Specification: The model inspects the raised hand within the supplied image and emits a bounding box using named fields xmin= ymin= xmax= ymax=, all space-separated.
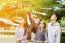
xmin=28 ymin=12 xmax=33 ymax=19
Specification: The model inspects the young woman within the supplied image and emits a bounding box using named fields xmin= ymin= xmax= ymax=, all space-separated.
xmin=27 ymin=12 xmax=40 ymax=41
xmin=47 ymin=13 xmax=61 ymax=43
xmin=16 ymin=15 xmax=28 ymax=43
xmin=28 ymin=12 xmax=47 ymax=43
xmin=34 ymin=21 xmax=47 ymax=43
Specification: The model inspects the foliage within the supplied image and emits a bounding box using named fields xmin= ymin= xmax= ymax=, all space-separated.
xmin=0 ymin=0 xmax=65 ymax=21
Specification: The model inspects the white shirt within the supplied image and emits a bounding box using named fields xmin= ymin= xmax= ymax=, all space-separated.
xmin=47 ymin=22 xmax=61 ymax=43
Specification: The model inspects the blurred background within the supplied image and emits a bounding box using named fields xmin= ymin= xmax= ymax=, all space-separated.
xmin=0 ymin=0 xmax=65 ymax=43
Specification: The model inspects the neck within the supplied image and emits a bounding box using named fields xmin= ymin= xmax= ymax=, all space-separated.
xmin=51 ymin=21 xmax=57 ymax=24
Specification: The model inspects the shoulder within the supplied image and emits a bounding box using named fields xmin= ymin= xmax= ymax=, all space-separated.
xmin=55 ymin=22 xmax=60 ymax=30
xmin=55 ymin=22 xmax=60 ymax=28
xmin=56 ymin=22 xmax=60 ymax=26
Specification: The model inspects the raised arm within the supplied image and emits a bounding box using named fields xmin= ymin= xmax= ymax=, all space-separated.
xmin=28 ymin=12 xmax=38 ymax=28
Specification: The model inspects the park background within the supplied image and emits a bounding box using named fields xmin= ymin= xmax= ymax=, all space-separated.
xmin=0 ymin=0 xmax=65 ymax=43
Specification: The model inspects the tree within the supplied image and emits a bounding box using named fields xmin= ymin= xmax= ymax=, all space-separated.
xmin=0 ymin=0 xmax=65 ymax=21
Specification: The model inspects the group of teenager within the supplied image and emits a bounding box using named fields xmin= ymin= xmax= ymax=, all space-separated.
xmin=16 ymin=12 xmax=61 ymax=43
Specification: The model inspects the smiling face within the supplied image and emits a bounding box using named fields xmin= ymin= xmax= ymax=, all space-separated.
xmin=39 ymin=21 xmax=46 ymax=30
